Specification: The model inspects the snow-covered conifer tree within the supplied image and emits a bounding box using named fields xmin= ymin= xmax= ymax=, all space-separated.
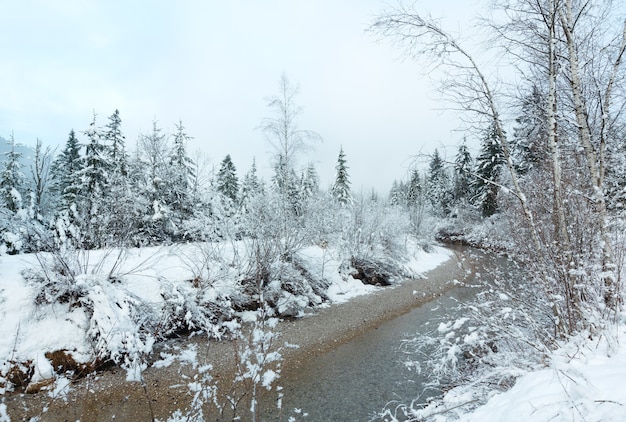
xmin=240 ymin=157 xmax=264 ymax=210
xmin=512 ymin=85 xmax=548 ymax=175
xmin=406 ymin=169 xmax=423 ymax=207
xmin=133 ymin=120 xmax=173 ymax=244
xmin=300 ymin=163 xmax=319 ymax=200
xmin=453 ymin=139 xmax=474 ymax=205
xmin=331 ymin=146 xmax=352 ymax=205
xmin=168 ymin=121 xmax=195 ymax=226
xmin=1 ymin=133 xmax=26 ymax=213
xmin=51 ymin=130 xmax=82 ymax=214
xmin=472 ymin=124 xmax=505 ymax=217
xmin=426 ymin=149 xmax=452 ymax=216
xmin=104 ymin=109 xmax=127 ymax=176
xmin=217 ymin=154 xmax=240 ymax=204
xmin=74 ymin=115 xmax=112 ymax=248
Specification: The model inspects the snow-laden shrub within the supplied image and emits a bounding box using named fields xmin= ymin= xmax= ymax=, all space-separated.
xmin=157 ymin=279 xmax=235 ymax=339
xmin=160 ymin=305 xmax=303 ymax=422
xmin=264 ymin=259 xmax=325 ymax=317
xmin=77 ymin=275 xmax=156 ymax=380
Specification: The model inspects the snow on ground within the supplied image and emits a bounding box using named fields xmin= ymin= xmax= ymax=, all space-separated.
xmin=460 ymin=322 xmax=626 ymax=422
xmin=2 ymin=242 xmax=626 ymax=421
xmin=0 ymin=240 xmax=453 ymax=392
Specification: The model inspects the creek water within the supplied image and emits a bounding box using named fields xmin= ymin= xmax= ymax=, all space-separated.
xmin=262 ymin=247 xmax=508 ymax=421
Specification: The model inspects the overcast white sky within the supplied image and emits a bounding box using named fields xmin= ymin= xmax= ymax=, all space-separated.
xmin=0 ymin=0 xmax=485 ymax=193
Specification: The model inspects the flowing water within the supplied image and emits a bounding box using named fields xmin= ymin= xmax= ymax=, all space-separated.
xmin=262 ymin=247 xmax=511 ymax=421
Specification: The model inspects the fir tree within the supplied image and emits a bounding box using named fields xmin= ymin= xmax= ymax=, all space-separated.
xmin=76 ymin=115 xmax=112 ymax=247
xmin=453 ymin=139 xmax=474 ymax=204
xmin=272 ymin=154 xmax=301 ymax=214
xmin=472 ymin=124 xmax=505 ymax=217
xmin=331 ymin=146 xmax=352 ymax=205
xmin=426 ymin=149 xmax=452 ymax=216
xmin=406 ymin=169 xmax=423 ymax=207
xmin=217 ymin=154 xmax=240 ymax=203
xmin=1 ymin=133 xmax=26 ymax=213
xmin=104 ymin=109 xmax=127 ymax=176
xmin=169 ymin=120 xmax=195 ymax=216
xmin=240 ymin=157 xmax=263 ymax=207
xmin=300 ymin=163 xmax=320 ymax=199
xmin=512 ymin=85 xmax=548 ymax=174
xmin=389 ymin=180 xmax=402 ymax=206
xmin=80 ymin=116 xmax=110 ymax=201
xmin=51 ymin=130 xmax=82 ymax=213
xmin=134 ymin=120 xmax=173 ymax=243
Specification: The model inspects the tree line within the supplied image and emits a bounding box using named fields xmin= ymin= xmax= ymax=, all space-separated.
xmin=0 ymin=75 xmax=356 ymax=255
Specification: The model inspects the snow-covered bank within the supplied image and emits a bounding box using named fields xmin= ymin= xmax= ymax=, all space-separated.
xmin=0 ymin=240 xmax=452 ymax=396
xmin=459 ymin=323 xmax=626 ymax=422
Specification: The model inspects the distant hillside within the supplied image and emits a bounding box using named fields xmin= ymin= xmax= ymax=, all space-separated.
xmin=0 ymin=135 xmax=36 ymax=172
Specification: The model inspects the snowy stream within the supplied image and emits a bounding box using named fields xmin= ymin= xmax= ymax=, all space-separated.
xmin=262 ymin=248 xmax=508 ymax=421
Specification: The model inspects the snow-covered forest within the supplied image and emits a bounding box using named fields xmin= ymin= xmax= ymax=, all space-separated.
xmin=2 ymin=0 xmax=626 ymax=420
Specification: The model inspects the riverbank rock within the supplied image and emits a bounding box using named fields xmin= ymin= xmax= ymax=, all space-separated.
xmin=349 ymin=258 xmax=397 ymax=286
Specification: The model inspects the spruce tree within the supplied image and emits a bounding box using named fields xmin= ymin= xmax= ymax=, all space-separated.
xmin=426 ymin=149 xmax=451 ymax=215
xmin=331 ymin=146 xmax=352 ymax=205
xmin=217 ymin=154 xmax=240 ymax=203
xmin=104 ymin=109 xmax=127 ymax=176
xmin=512 ymin=85 xmax=548 ymax=174
xmin=406 ymin=169 xmax=423 ymax=207
xmin=240 ymin=157 xmax=263 ymax=207
xmin=301 ymin=163 xmax=320 ymax=199
xmin=51 ymin=130 xmax=82 ymax=213
xmin=134 ymin=120 xmax=173 ymax=244
xmin=472 ymin=124 xmax=505 ymax=217
xmin=388 ymin=180 xmax=403 ymax=206
xmin=80 ymin=116 xmax=110 ymax=201
xmin=453 ymin=139 xmax=474 ymax=204
xmin=169 ymin=120 xmax=195 ymax=217
xmin=76 ymin=116 xmax=112 ymax=247
xmin=1 ymin=133 xmax=25 ymax=213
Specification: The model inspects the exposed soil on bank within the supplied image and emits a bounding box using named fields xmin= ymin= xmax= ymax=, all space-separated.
xmin=5 ymin=249 xmax=469 ymax=422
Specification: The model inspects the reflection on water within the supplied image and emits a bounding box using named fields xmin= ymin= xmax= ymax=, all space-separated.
xmin=262 ymin=247 xmax=510 ymax=421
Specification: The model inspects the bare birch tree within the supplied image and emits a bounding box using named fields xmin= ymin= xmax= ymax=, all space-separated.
xmin=258 ymin=73 xmax=321 ymax=256
xmin=371 ymin=0 xmax=626 ymax=336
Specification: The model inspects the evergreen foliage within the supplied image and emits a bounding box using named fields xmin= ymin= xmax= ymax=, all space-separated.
xmin=426 ymin=149 xmax=452 ymax=216
xmin=51 ymin=130 xmax=82 ymax=213
xmin=512 ymin=85 xmax=548 ymax=174
xmin=331 ymin=146 xmax=352 ymax=205
xmin=472 ymin=124 xmax=505 ymax=217
xmin=389 ymin=180 xmax=406 ymax=206
xmin=1 ymin=133 xmax=25 ymax=213
xmin=217 ymin=154 xmax=240 ymax=204
xmin=453 ymin=139 xmax=474 ymax=204
xmin=104 ymin=109 xmax=127 ymax=176
xmin=300 ymin=163 xmax=320 ymax=200
xmin=168 ymin=121 xmax=195 ymax=220
xmin=406 ymin=169 xmax=423 ymax=207
xmin=240 ymin=157 xmax=264 ymax=209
